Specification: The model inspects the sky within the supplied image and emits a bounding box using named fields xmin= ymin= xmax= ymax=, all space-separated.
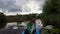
xmin=0 ymin=0 xmax=45 ymax=15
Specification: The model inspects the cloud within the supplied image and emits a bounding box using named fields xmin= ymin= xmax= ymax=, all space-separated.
xmin=0 ymin=0 xmax=45 ymax=15
xmin=0 ymin=0 xmax=22 ymax=12
xmin=8 ymin=6 xmax=22 ymax=12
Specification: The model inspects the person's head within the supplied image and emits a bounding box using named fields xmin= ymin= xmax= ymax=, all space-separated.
xmin=32 ymin=18 xmax=36 ymax=23
xmin=28 ymin=17 xmax=33 ymax=24
xmin=28 ymin=17 xmax=36 ymax=24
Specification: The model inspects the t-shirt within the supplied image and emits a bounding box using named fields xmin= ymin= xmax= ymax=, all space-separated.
xmin=26 ymin=23 xmax=34 ymax=34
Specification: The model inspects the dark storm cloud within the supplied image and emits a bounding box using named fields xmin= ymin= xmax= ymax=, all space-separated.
xmin=0 ymin=0 xmax=22 ymax=12
xmin=8 ymin=7 xmax=22 ymax=12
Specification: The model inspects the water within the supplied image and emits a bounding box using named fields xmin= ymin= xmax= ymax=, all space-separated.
xmin=0 ymin=20 xmax=43 ymax=34
xmin=1 ymin=22 xmax=25 ymax=34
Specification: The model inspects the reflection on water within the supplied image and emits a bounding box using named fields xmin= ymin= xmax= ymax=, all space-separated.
xmin=5 ymin=22 xmax=26 ymax=29
xmin=0 ymin=22 xmax=25 ymax=34
xmin=5 ymin=22 xmax=17 ymax=28
xmin=0 ymin=21 xmax=43 ymax=34
xmin=5 ymin=20 xmax=43 ymax=29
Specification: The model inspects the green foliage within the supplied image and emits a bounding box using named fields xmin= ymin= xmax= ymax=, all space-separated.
xmin=50 ymin=28 xmax=60 ymax=34
xmin=43 ymin=0 xmax=59 ymax=15
xmin=16 ymin=14 xmax=37 ymax=22
xmin=0 ymin=12 xmax=7 ymax=29
xmin=42 ymin=0 xmax=60 ymax=29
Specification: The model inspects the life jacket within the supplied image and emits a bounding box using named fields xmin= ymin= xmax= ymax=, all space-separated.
xmin=22 ymin=22 xmax=34 ymax=34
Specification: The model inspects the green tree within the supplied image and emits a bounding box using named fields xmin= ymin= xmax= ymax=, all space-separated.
xmin=0 ymin=12 xmax=7 ymax=29
xmin=16 ymin=14 xmax=22 ymax=24
xmin=42 ymin=0 xmax=60 ymax=29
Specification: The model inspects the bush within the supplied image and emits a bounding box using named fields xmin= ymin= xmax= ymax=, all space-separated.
xmin=0 ymin=12 xmax=7 ymax=29
xmin=42 ymin=0 xmax=60 ymax=29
